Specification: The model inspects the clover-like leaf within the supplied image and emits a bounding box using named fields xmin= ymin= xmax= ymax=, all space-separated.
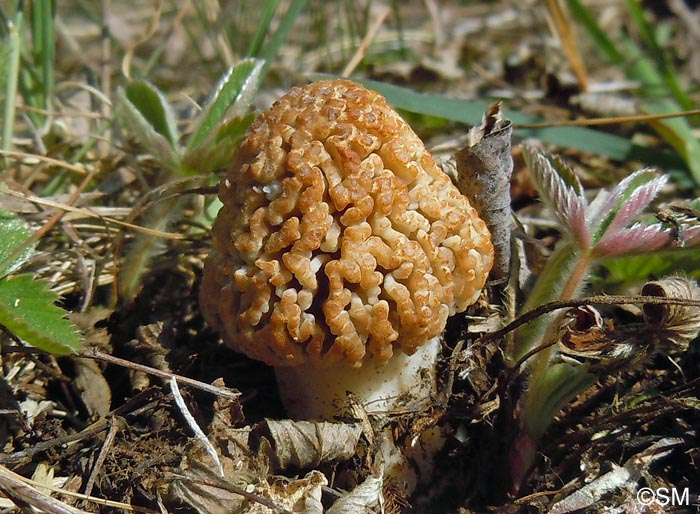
xmin=186 ymin=58 xmax=264 ymax=153
xmin=0 ymin=209 xmax=36 ymax=277
xmin=523 ymin=146 xmax=589 ymax=246
xmin=0 ymin=274 xmax=82 ymax=355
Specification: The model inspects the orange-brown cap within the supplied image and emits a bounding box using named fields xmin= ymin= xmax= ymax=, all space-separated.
xmin=200 ymin=79 xmax=493 ymax=368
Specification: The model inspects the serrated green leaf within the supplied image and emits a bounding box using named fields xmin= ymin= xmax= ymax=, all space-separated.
xmin=124 ymin=80 xmax=179 ymax=149
xmin=116 ymin=86 xmax=181 ymax=172
xmin=0 ymin=209 xmax=36 ymax=277
xmin=0 ymin=274 xmax=81 ymax=355
xmin=186 ymin=59 xmax=263 ymax=152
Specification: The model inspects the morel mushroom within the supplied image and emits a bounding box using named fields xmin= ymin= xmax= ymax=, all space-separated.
xmin=200 ymin=79 xmax=493 ymax=421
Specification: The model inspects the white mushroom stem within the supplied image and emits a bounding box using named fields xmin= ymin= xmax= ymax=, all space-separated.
xmin=274 ymin=336 xmax=444 ymax=493
xmin=274 ymin=336 xmax=442 ymax=420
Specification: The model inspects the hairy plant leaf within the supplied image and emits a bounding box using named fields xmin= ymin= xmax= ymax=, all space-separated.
xmin=514 ymin=242 xmax=582 ymax=361
xmin=599 ymin=174 xmax=667 ymax=240
xmin=124 ymin=80 xmax=179 ymax=149
xmin=588 ymin=169 xmax=662 ymax=244
xmin=116 ymin=86 xmax=181 ymax=172
xmin=523 ymin=147 xmax=589 ymax=246
xmin=0 ymin=210 xmax=36 ymax=277
xmin=182 ymin=114 xmax=255 ymax=174
xmin=186 ymin=58 xmax=263 ymax=152
xmin=523 ymin=362 xmax=594 ymax=441
xmin=0 ymin=274 xmax=81 ymax=355
xmin=593 ymin=222 xmax=672 ymax=257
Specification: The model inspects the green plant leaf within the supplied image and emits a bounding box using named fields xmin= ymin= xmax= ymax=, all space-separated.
xmin=0 ymin=209 xmax=36 ymax=277
xmin=182 ymin=114 xmax=255 ymax=175
xmin=0 ymin=274 xmax=81 ymax=355
xmin=186 ymin=58 xmax=263 ymax=153
xmin=116 ymin=85 xmax=181 ymax=172
xmin=1 ymin=9 xmax=22 ymax=153
xmin=523 ymin=362 xmax=595 ymax=441
xmin=566 ymin=0 xmax=624 ymax=64
xmin=124 ymin=80 xmax=179 ymax=148
xmin=597 ymin=250 xmax=700 ymax=287
xmin=513 ymin=242 xmax=583 ymax=361
xmin=642 ymin=99 xmax=700 ymax=185
xmin=589 ymin=169 xmax=661 ymax=244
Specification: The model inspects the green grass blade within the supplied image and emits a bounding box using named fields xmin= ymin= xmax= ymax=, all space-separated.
xmin=0 ymin=274 xmax=82 ymax=355
xmin=31 ymin=0 xmax=55 ymax=115
xmin=566 ymin=0 xmax=624 ymax=64
xmin=257 ymin=0 xmax=308 ymax=77
xmin=624 ymin=0 xmax=692 ymax=110
xmin=246 ymin=0 xmax=280 ymax=57
xmin=2 ymin=11 xmax=21 ymax=154
xmin=353 ymin=78 xmax=687 ymax=173
xmin=642 ymin=99 xmax=700 ymax=184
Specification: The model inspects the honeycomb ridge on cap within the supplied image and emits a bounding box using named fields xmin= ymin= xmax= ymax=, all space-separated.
xmin=200 ymin=79 xmax=494 ymax=368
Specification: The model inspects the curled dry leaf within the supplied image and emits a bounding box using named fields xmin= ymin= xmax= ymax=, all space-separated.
xmin=168 ymin=420 xmax=364 ymax=513
xmin=455 ymin=102 xmax=513 ymax=284
xmin=326 ymin=475 xmax=383 ymax=514
xmin=250 ymin=471 xmax=326 ymax=514
xmin=252 ymin=419 xmax=363 ymax=472
xmin=642 ymin=276 xmax=700 ymax=347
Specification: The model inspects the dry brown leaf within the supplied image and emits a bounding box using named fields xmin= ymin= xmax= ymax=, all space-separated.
xmin=249 ymin=471 xmax=326 ymax=514
xmin=73 ymin=358 xmax=112 ymax=419
xmin=252 ymin=419 xmax=363 ymax=472
xmin=326 ymin=475 xmax=383 ymax=514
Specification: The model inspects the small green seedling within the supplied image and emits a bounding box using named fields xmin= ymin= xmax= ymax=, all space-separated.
xmin=508 ymin=146 xmax=700 ymax=490
xmin=114 ymin=59 xmax=263 ymax=301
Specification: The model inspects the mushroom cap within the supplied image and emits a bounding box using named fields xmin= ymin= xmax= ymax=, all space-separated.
xmin=200 ymin=79 xmax=493 ymax=368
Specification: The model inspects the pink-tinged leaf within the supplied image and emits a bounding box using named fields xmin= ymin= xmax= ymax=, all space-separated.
xmin=593 ymin=222 xmax=674 ymax=256
xmin=588 ymin=169 xmax=661 ymax=242
xmin=523 ymin=146 xmax=589 ymax=246
xmin=683 ymin=224 xmax=700 ymax=247
xmin=603 ymin=174 xmax=667 ymax=236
